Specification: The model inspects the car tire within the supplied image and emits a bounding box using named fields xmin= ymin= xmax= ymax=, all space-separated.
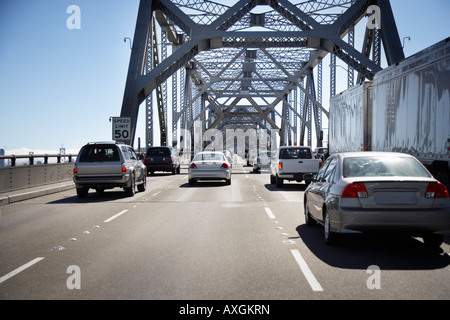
xmin=177 ymin=165 xmax=181 ymax=174
xmin=137 ymin=175 xmax=146 ymax=192
xmin=270 ymin=175 xmax=276 ymax=184
xmin=76 ymin=187 xmax=89 ymax=198
xmin=124 ymin=174 xmax=136 ymax=197
xmin=189 ymin=179 xmax=196 ymax=186
xmin=422 ymin=234 xmax=443 ymax=247
xmin=276 ymin=175 xmax=284 ymax=188
xmin=323 ymin=209 xmax=337 ymax=245
xmin=226 ymin=178 xmax=231 ymax=185
xmin=304 ymin=198 xmax=316 ymax=226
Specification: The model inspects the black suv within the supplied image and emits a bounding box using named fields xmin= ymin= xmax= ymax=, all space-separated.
xmin=144 ymin=146 xmax=181 ymax=175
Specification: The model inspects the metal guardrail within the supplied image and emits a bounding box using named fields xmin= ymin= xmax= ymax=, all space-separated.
xmin=0 ymin=154 xmax=78 ymax=193
xmin=0 ymin=153 xmax=77 ymax=167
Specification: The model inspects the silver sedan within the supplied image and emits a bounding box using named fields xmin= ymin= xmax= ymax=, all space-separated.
xmin=188 ymin=151 xmax=232 ymax=185
xmin=303 ymin=152 xmax=450 ymax=246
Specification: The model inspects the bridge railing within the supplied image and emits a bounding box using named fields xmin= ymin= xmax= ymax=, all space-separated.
xmin=0 ymin=154 xmax=77 ymax=193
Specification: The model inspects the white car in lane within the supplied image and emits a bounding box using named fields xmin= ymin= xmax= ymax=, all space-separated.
xmin=188 ymin=151 xmax=232 ymax=185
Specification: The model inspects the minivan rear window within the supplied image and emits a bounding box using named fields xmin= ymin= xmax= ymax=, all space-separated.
xmin=79 ymin=145 xmax=120 ymax=162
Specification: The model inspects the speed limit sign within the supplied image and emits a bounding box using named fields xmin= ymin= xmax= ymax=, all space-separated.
xmin=111 ymin=117 xmax=131 ymax=142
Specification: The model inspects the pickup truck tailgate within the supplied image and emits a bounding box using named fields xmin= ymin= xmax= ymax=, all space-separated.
xmin=279 ymin=159 xmax=320 ymax=173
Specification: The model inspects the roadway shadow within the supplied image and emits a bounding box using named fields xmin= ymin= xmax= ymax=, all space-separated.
xmin=48 ymin=189 xmax=134 ymax=204
xmin=296 ymin=224 xmax=450 ymax=270
xmin=179 ymin=181 xmax=229 ymax=188
xmin=264 ymin=183 xmax=308 ymax=192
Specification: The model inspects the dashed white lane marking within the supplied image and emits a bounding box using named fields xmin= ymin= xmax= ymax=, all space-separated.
xmin=104 ymin=209 xmax=128 ymax=223
xmin=0 ymin=257 xmax=44 ymax=284
xmin=264 ymin=207 xmax=276 ymax=219
xmin=290 ymin=249 xmax=323 ymax=292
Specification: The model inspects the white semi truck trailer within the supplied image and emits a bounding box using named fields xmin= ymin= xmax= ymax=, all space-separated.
xmin=329 ymin=38 xmax=450 ymax=189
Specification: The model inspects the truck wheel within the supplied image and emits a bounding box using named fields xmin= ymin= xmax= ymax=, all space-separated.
xmin=270 ymin=175 xmax=276 ymax=184
xmin=276 ymin=175 xmax=284 ymax=188
xmin=76 ymin=187 xmax=89 ymax=198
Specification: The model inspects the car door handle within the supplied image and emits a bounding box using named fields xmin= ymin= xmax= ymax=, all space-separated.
xmin=298 ymin=161 xmax=303 ymax=163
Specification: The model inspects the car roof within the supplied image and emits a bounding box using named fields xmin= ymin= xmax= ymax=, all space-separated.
xmin=197 ymin=151 xmax=224 ymax=154
xmin=334 ymin=151 xmax=415 ymax=159
xmin=279 ymin=146 xmax=311 ymax=149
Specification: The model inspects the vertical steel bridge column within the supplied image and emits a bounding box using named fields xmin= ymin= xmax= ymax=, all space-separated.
xmin=120 ymin=0 xmax=153 ymax=147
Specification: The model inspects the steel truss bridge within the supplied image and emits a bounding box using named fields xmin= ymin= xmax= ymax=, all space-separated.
xmin=120 ymin=0 xmax=404 ymax=150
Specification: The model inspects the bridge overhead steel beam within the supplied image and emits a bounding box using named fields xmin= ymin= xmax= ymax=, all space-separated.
xmin=121 ymin=0 xmax=404 ymax=147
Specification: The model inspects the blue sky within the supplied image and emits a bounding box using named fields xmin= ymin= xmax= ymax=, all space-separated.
xmin=0 ymin=0 xmax=449 ymax=154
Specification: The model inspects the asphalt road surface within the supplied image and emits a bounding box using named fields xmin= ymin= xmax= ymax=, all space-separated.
xmin=1 ymin=164 xmax=449 ymax=301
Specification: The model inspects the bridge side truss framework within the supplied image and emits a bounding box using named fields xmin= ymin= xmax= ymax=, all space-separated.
xmin=120 ymin=0 xmax=404 ymax=151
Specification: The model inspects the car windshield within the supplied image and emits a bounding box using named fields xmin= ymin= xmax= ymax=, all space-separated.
xmin=194 ymin=153 xmax=225 ymax=161
xmin=279 ymin=148 xmax=311 ymax=159
xmin=343 ymin=156 xmax=431 ymax=178
xmin=146 ymin=148 xmax=170 ymax=157
xmin=79 ymin=145 xmax=120 ymax=162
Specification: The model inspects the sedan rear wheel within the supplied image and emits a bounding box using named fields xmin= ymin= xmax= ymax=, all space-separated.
xmin=304 ymin=198 xmax=316 ymax=226
xmin=323 ymin=209 xmax=337 ymax=245
xmin=422 ymin=234 xmax=443 ymax=247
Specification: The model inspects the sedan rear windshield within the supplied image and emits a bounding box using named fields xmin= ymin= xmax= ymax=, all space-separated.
xmin=79 ymin=145 xmax=120 ymax=162
xmin=193 ymin=153 xmax=225 ymax=161
xmin=343 ymin=156 xmax=430 ymax=178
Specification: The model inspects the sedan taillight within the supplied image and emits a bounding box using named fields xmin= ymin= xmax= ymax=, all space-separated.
xmin=341 ymin=182 xmax=368 ymax=198
xmin=221 ymin=163 xmax=229 ymax=169
xmin=190 ymin=163 xmax=197 ymax=169
xmin=425 ymin=182 xmax=449 ymax=198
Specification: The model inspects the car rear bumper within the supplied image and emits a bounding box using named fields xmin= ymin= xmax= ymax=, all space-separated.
xmin=278 ymin=172 xmax=315 ymax=181
xmin=188 ymin=169 xmax=231 ymax=181
xmin=145 ymin=163 xmax=177 ymax=172
xmin=334 ymin=207 xmax=450 ymax=235
xmin=74 ymin=174 xmax=131 ymax=189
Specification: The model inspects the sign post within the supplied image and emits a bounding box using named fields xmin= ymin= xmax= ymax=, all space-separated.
xmin=111 ymin=117 xmax=131 ymax=143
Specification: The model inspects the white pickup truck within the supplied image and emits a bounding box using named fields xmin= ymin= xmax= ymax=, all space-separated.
xmin=270 ymin=146 xmax=322 ymax=187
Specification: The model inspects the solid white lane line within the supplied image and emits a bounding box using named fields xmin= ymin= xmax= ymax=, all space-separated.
xmin=290 ymin=249 xmax=323 ymax=292
xmin=0 ymin=257 xmax=44 ymax=284
xmin=104 ymin=209 xmax=128 ymax=223
xmin=264 ymin=207 xmax=276 ymax=219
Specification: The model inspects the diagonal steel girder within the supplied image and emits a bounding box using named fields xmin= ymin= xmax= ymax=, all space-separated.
xmin=121 ymin=0 xmax=404 ymax=146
